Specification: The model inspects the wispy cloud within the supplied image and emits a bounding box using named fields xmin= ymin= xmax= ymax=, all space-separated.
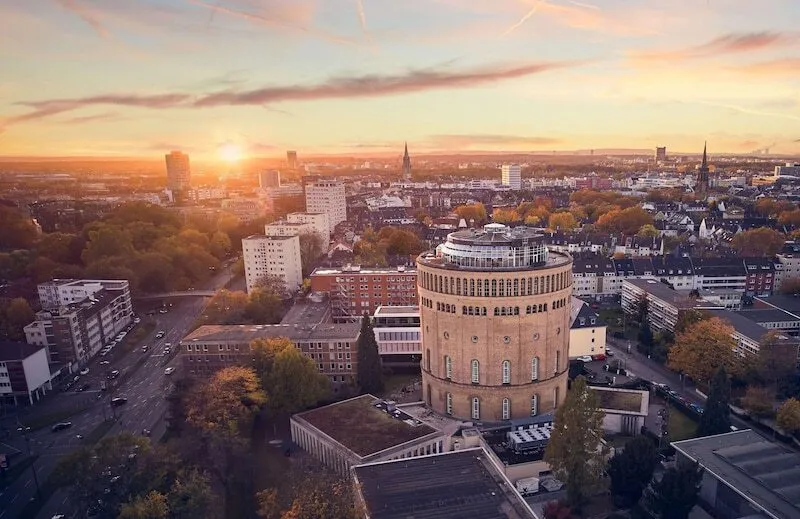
xmin=57 ymin=112 xmax=121 ymax=125
xmin=355 ymin=0 xmax=368 ymax=34
xmin=3 ymin=60 xmax=584 ymax=125
xmin=184 ymin=0 xmax=357 ymax=46
xmin=728 ymin=58 xmax=800 ymax=78
xmin=194 ymin=60 xmax=583 ymax=107
xmin=501 ymin=0 xmax=546 ymax=37
xmin=687 ymin=99 xmax=800 ymax=123
xmin=55 ymin=0 xmax=110 ymax=38
xmin=630 ymin=32 xmax=797 ymax=62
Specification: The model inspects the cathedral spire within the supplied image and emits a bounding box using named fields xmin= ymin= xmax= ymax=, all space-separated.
xmin=402 ymin=141 xmax=411 ymax=180
xmin=701 ymin=141 xmax=708 ymax=170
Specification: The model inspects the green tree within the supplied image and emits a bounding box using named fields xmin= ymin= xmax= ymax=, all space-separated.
xmin=696 ymin=366 xmax=731 ymax=437
xmin=36 ymin=232 xmax=80 ymax=263
xmin=298 ymin=231 xmax=325 ymax=277
xmin=356 ymin=316 xmax=384 ymax=394
xmin=637 ymin=224 xmax=660 ymax=238
xmin=81 ymin=224 xmax=135 ymax=263
xmin=777 ymin=398 xmax=800 ymax=434
xmin=0 ymin=205 xmax=38 ymax=250
xmin=263 ymin=342 xmax=330 ymax=420
xmin=642 ymin=462 xmax=703 ymax=519
xmin=166 ymin=469 xmax=218 ymax=519
xmin=197 ymin=290 xmax=249 ymax=325
xmin=544 ymin=377 xmax=608 ymax=508
xmin=607 ymin=436 xmax=658 ymax=508
xmin=118 ymin=491 xmax=169 ymax=519
xmin=675 ymin=309 xmax=705 ymax=334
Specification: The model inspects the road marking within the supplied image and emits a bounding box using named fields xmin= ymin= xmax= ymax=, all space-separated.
xmin=10 ymin=493 xmax=17 ymax=503
xmin=24 ymin=479 xmax=31 ymax=488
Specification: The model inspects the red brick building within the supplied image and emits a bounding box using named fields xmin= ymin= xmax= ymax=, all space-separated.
xmin=310 ymin=266 xmax=418 ymax=321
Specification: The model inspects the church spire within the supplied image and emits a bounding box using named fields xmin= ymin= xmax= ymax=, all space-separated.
xmin=701 ymin=141 xmax=708 ymax=170
xmin=402 ymin=141 xmax=411 ymax=180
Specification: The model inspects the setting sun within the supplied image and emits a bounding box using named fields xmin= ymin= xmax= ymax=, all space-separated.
xmin=218 ymin=142 xmax=244 ymax=163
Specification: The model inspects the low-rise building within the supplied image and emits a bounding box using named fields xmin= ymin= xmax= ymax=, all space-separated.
xmin=621 ymin=278 xmax=722 ymax=333
xmin=263 ymin=212 xmax=330 ymax=248
xmin=569 ymin=297 xmax=606 ymax=359
xmin=372 ymin=305 xmax=421 ymax=368
xmin=672 ymin=430 xmax=800 ymax=519
xmin=242 ymin=234 xmax=303 ymax=294
xmin=775 ymin=242 xmax=800 ymax=292
xmin=180 ymin=321 xmax=360 ymax=389
xmin=706 ymin=309 xmax=799 ymax=362
xmin=0 ymin=343 xmax=52 ymax=406
xmin=592 ymin=386 xmax=648 ymax=436
xmin=290 ymin=394 xmax=451 ymax=477
xmin=352 ymin=447 xmax=537 ymax=519
xmin=24 ymin=288 xmax=133 ymax=368
xmin=310 ymin=265 xmax=418 ymax=321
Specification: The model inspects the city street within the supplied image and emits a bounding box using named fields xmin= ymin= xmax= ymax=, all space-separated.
xmin=0 ymin=263 xmax=239 ymax=519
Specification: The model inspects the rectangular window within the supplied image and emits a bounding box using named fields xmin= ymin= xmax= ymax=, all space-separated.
xmin=472 ymin=398 xmax=480 ymax=420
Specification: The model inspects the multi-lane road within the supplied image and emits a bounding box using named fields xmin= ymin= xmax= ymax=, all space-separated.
xmin=0 ymin=264 xmax=240 ymax=519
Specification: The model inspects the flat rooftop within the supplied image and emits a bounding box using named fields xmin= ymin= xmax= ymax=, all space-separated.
xmin=707 ymin=309 xmax=796 ymax=343
xmin=296 ymin=394 xmax=437 ymax=458
xmin=592 ymin=387 xmax=647 ymax=414
xmin=374 ymin=305 xmax=419 ymax=317
xmin=181 ymin=322 xmax=360 ymax=344
xmin=0 ymin=342 xmax=46 ymax=361
xmin=280 ymin=298 xmax=331 ymax=326
xmin=625 ymin=278 xmax=722 ymax=310
xmin=353 ymin=448 xmax=536 ymax=519
xmin=311 ymin=266 xmax=416 ymax=276
xmin=673 ymin=430 xmax=800 ymax=519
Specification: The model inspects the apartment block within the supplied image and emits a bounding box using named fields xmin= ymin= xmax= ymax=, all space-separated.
xmin=310 ymin=265 xmax=418 ymax=321
xmin=621 ymin=278 xmax=722 ymax=333
xmin=242 ymin=234 xmax=303 ymax=294
xmin=263 ymin=212 xmax=330 ymax=247
xmin=304 ymin=181 xmax=346 ymax=233
xmin=372 ymin=305 xmax=421 ymax=368
xmin=38 ymin=279 xmax=132 ymax=311
xmin=0 ymin=343 xmax=51 ymax=406
xmin=25 ymin=288 xmax=133 ymax=367
xmin=180 ymin=322 xmax=360 ymax=389
xmin=775 ymin=242 xmax=800 ymax=292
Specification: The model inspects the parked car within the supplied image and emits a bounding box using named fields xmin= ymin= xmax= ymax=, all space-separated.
xmin=142 ymin=345 xmax=149 ymax=352
xmin=52 ymin=422 xmax=72 ymax=432
xmin=78 ymin=383 xmax=91 ymax=392
xmin=108 ymin=370 xmax=120 ymax=380
xmin=577 ymin=356 xmax=593 ymax=363
xmin=155 ymin=331 xmax=166 ymax=339
xmin=80 ymin=368 xmax=90 ymax=376
xmin=99 ymin=360 xmax=110 ymax=365
xmin=164 ymin=367 xmax=176 ymax=375
xmin=606 ymin=349 xmax=615 ymax=357
xmin=111 ymin=397 xmax=128 ymax=407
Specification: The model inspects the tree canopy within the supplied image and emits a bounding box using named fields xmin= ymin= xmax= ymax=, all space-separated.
xmin=186 ymin=366 xmax=267 ymax=437
xmin=668 ymin=317 xmax=737 ymax=385
xmin=607 ymin=436 xmax=658 ymax=508
xmin=642 ymin=462 xmax=703 ymax=519
xmin=453 ymin=203 xmax=488 ymax=224
xmin=730 ymin=228 xmax=786 ymax=257
xmin=777 ymin=398 xmax=800 ymax=434
xmin=258 ymin=338 xmax=330 ymax=419
xmin=356 ymin=316 xmax=384 ymax=395
xmin=596 ymin=206 xmax=654 ymax=235
xmin=544 ymin=377 xmax=608 ymax=507
xmin=696 ymin=366 xmax=731 ymax=437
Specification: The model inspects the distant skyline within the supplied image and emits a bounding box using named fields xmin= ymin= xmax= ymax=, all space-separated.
xmin=2 ymin=0 xmax=800 ymax=159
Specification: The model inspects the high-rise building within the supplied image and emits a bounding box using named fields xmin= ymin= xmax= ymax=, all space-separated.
xmin=259 ymin=170 xmax=281 ymax=189
xmin=305 ymin=181 xmax=346 ymax=233
xmin=165 ymin=151 xmax=191 ymax=193
xmin=264 ymin=212 xmax=331 ymax=250
xmin=655 ymin=147 xmax=667 ymax=162
xmin=500 ymin=164 xmax=522 ymax=190
xmin=242 ymin=234 xmax=303 ymax=293
xmin=417 ymin=224 xmax=572 ymax=421
xmin=696 ymin=142 xmax=710 ymax=197
xmin=402 ymin=142 xmax=412 ymax=181
xmin=287 ymin=150 xmax=298 ymax=170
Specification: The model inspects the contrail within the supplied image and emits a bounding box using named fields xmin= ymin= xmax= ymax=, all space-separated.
xmin=567 ymin=0 xmax=599 ymax=9
xmin=502 ymin=0 xmax=546 ymax=37
xmin=355 ymin=0 xmax=368 ymax=34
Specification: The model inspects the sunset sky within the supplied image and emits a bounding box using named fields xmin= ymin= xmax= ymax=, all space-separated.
xmin=2 ymin=0 xmax=800 ymax=158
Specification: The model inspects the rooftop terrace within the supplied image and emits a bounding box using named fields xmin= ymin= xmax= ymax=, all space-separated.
xmin=592 ymin=387 xmax=647 ymax=414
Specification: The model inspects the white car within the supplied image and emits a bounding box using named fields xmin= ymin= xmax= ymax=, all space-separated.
xmin=79 ymin=368 xmax=89 ymax=375
xmin=577 ymin=356 xmax=594 ymax=363
xmin=164 ymin=367 xmax=176 ymax=375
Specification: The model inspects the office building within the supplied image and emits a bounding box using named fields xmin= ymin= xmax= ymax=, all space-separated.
xmin=417 ymin=223 xmax=573 ymax=421
xmin=305 ymin=181 xmax=346 ymax=233
xmin=287 ymin=150 xmax=298 ymax=170
xmin=242 ymin=234 xmax=302 ymax=294
xmin=672 ymin=430 xmax=800 ymax=519
xmin=500 ymin=164 xmax=522 ymax=190
xmin=180 ymin=321 xmax=360 ymax=388
xmin=654 ymin=146 xmax=667 ymax=161
xmin=775 ymin=163 xmax=800 ymax=177
xmin=290 ymin=394 xmax=450 ymax=477
xmin=165 ymin=151 xmax=191 ymax=193
xmin=0 ymin=343 xmax=52 ymax=406
xmin=372 ymin=305 xmax=421 ymax=368
xmin=310 ymin=265 xmax=418 ymax=321
xmin=25 ymin=288 xmax=133 ymax=367
xmin=258 ymin=170 xmax=281 ymax=189
xmin=37 ymin=279 xmax=132 ymax=311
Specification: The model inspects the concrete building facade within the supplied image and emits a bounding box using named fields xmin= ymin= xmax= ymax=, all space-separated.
xmin=417 ymin=224 xmax=572 ymax=422
xmin=37 ymin=279 xmax=132 ymax=311
xmin=242 ymin=234 xmax=303 ymax=294
xmin=0 ymin=343 xmax=51 ymax=406
xmin=305 ymin=181 xmax=346 ymax=233
xmin=165 ymin=151 xmax=191 ymax=193
xmin=500 ymin=164 xmax=522 ymax=190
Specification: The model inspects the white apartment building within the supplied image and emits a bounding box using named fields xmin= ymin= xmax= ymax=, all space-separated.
xmin=305 ymin=181 xmax=346 ymax=233
xmin=500 ymin=164 xmax=522 ymax=190
xmin=165 ymin=150 xmax=191 ymax=192
xmin=775 ymin=242 xmax=800 ymax=292
xmin=288 ymin=212 xmax=330 ymax=246
xmin=242 ymin=235 xmax=303 ymax=294
xmin=38 ymin=279 xmax=132 ymax=310
xmin=372 ymin=306 xmax=421 ymax=367
xmin=0 ymin=344 xmax=51 ymax=406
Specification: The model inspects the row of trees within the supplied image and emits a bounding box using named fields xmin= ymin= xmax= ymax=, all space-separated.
xmin=544 ymin=377 xmax=703 ymax=518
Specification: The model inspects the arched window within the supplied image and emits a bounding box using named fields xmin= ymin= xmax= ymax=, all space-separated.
xmin=445 ymin=355 xmax=452 ymax=379
xmin=502 ymin=360 xmax=511 ymax=384
xmin=531 ymin=357 xmax=539 ymax=381
xmin=502 ymin=398 xmax=510 ymax=420
xmin=471 ymin=397 xmax=480 ymax=420
xmin=446 ymin=392 xmax=453 ymax=415
xmin=471 ymin=360 xmax=480 ymax=384
xmin=531 ymin=394 xmax=539 ymax=416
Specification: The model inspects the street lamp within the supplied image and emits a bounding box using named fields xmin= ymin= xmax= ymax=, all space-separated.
xmin=16 ymin=426 xmax=42 ymax=502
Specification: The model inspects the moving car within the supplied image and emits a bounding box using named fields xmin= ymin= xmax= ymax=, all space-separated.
xmin=142 ymin=345 xmax=149 ymax=352
xmin=577 ymin=355 xmax=593 ymax=363
xmin=111 ymin=397 xmax=128 ymax=407
xmin=155 ymin=331 xmax=166 ymax=339
xmin=164 ymin=367 xmax=175 ymax=375
xmin=80 ymin=368 xmax=90 ymax=375
xmin=107 ymin=370 xmax=120 ymax=380
xmin=99 ymin=360 xmax=110 ymax=365
xmin=51 ymin=422 xmax=72 ymax=432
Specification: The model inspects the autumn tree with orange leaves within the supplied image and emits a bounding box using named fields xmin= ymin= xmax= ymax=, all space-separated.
xmin=668 ymin=317 xmax=737 ymax=386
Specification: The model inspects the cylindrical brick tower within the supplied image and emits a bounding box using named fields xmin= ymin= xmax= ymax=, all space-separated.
xmin=417 ymin=223 xmax=572 ymax=422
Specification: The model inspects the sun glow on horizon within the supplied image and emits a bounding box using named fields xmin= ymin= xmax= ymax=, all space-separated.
xmin=218 ymin=142 xmax=244 ymax=163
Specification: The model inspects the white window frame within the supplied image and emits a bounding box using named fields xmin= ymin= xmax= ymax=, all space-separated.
xmin=531 ymin=357 xmax=539 ymax=381
xmin=502 ymin=398 xmax=510 ymax=420
xmin=446 ymin=392 xmax=453 ymax=415
xmin=502 ymin=360 xmax=511 ymax=384
xmin=471 ymin=360 xmax=480 ymax=384
xmin=531 ymin=394 xmax=538 ymax=416
xmin=471 ymin=397 xmax=480 ymax=420
xmin=445 ymin=356 xmax=452 ymax=379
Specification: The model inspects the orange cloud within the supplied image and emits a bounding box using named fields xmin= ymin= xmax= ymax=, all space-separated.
xmin=728 ymin=58 xmax=800 ymax=77
xmin=630 ymin=32 xmax=797 ymax=62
